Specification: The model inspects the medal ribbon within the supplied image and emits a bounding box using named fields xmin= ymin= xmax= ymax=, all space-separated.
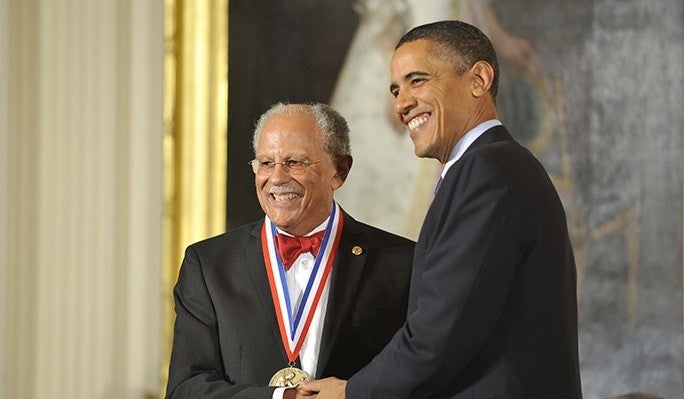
xmin=262 ymin=202 xmax=344 ymax=363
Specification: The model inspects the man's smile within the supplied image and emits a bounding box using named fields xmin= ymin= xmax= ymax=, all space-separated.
xmin=407 ymin=113 xmax=430 ymax=131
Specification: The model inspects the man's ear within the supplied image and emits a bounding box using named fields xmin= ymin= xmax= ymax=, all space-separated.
xmin=332 ymin=155 xmax=353 ymax=189
xmin=471 ymin=60 xmax=495 ymax=98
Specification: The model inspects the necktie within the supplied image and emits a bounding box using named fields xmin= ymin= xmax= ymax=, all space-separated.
xmin=275 ymin=231 xmax=326 ymax=270
xmin=434 ymin=177 xmax=443 ymax=194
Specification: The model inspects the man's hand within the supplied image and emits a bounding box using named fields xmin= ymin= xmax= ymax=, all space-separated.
xmin=298 ymin=377 xmax=347 ymax=399
xmin=283 ymin=387 xmax=316 ymax=399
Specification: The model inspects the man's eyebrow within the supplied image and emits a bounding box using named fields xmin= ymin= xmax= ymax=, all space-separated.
xmin=405 ymin=71 xmax=430 ymax=80
xmin=389 ymin=71 xmax=431 ymax=92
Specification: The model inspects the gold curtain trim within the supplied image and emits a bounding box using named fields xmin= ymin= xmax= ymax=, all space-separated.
xmin=161 ymin=0 xmax=227 ymax=395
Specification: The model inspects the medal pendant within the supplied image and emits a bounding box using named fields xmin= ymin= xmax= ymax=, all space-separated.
xmin=268 ymin=366 xmax=311 ymax=387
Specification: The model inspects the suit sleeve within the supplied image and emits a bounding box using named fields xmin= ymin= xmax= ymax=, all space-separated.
xmin=347 ymin=153 xmax=521 ymax=398
xmin=165 ymin=246 xmax=275 ymax=399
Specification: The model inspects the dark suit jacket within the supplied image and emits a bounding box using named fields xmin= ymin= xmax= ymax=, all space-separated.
xmin=165 ymin=211 xmax=414 ymax=398
xmin=347 ymin=126 xmax=582 ymax=398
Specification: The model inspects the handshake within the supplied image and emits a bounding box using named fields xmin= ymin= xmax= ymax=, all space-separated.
xmin=284 ymin=378 xmax=346 ymax=399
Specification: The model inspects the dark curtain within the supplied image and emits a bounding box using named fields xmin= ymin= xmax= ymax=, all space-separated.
xmin=227 ymin=0 xmax=358 ymax=229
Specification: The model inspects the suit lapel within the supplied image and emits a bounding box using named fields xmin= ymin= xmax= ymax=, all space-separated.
xmin=316 ymin=213 xmax=368 ymax=377
xmin=246 ymin=222 xmax=292 ymax=366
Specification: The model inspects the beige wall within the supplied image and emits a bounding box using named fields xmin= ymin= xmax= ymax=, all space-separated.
xmin=0 ymin=0 xmax=7 ymax=395
xmin=1 ymin=1 xmax=164 ymax=398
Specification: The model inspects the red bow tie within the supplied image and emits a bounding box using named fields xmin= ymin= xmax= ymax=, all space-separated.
xmin=275 ymin=231 xmax=326 ymax=270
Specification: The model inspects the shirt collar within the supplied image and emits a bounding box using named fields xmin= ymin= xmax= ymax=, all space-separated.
xmin=441 ymin=119 xmax=502 ymax=179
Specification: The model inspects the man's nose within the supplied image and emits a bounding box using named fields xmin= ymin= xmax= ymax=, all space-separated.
xmin=268 ymin=162 xmax=291 ymax=183
xmin=394 ymin=90 xmax=416 ymax=117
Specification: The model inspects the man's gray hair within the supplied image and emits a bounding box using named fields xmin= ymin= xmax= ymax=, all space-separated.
xmin=252 ymin=103 xmax=351 ymax=159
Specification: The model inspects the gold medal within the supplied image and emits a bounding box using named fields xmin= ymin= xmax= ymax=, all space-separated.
xmin=268 ymin=366 xmax=311 ymax=387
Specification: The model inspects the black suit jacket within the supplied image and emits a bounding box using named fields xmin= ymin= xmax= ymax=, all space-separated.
xmin=165 ymin=211 xmax=414 ymax=398
xmin=347 ymin=126 xmax=582 ymax=398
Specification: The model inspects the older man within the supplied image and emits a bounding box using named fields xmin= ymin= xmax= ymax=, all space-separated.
xmin=165 ymin=103 xmax=414 ymax=399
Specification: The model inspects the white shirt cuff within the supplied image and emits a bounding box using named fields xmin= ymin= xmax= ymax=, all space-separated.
xmin=272 ymin=387 xmax=287 ymax=399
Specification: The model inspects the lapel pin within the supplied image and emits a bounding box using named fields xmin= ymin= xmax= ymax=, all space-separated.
xmin=351 ymin=246 xmax=363 ymax=256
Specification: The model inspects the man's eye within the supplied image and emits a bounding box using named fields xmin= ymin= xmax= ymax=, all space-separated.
xmin=260 ymin=160 xmax=275 ymax=167
xmin=286 ymin=160 xmax=303 ymax=167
